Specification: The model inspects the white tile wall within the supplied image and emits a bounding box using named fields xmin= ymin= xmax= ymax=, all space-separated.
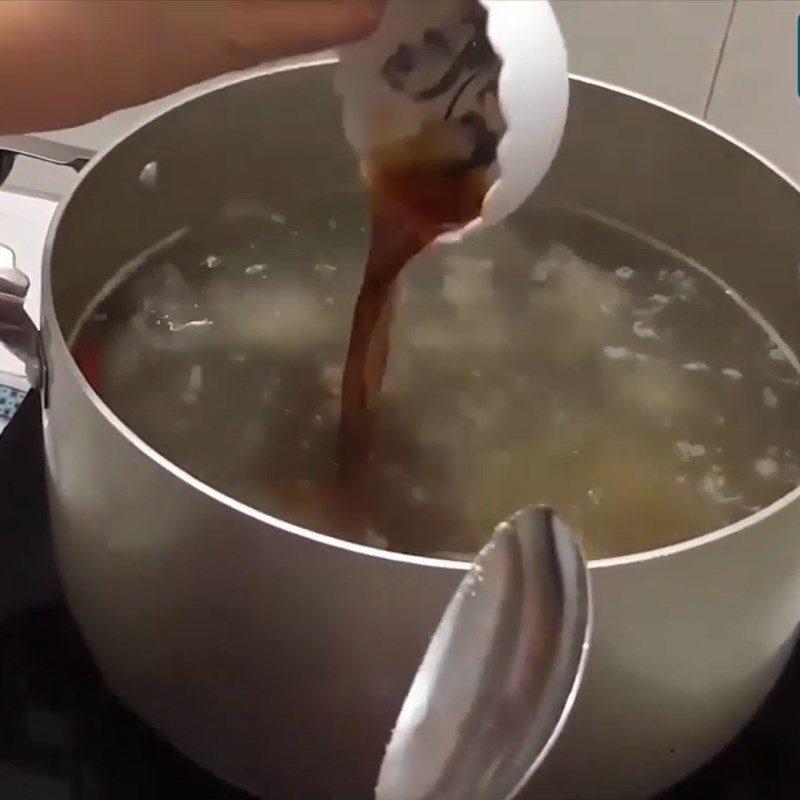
xmin=553 ymin=0 xmax=734 ymax=115
xmin=707 ymin=0 xmax=800 ymax=181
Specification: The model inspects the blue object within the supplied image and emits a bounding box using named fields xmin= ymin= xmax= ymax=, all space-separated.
xmin=0 ymin=383 xmax=27 ymax=428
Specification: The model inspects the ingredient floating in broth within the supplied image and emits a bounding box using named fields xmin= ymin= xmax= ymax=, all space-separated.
xmin=70 ymin=205 xmax=800 ymax=560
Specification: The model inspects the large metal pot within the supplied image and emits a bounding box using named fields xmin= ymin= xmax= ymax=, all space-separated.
xmin=2 ymin=59 xmax=800 ymax=799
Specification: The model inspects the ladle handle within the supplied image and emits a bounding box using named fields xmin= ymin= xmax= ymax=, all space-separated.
xmin=0 ymin=135 xmax=94 ymax=189
xmin=0 ymin=246 xmax=43 ymax=391
xmin=0 ymin=136 xmax=95 ymax=397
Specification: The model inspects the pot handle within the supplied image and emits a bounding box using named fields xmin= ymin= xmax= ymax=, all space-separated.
xmin=0 ymin=135 xmax=94 ymax=188
xmin=0 ymin=246 xmax=43 ymax=389
xmin=0 ymin=136 xmax=96 ymax=394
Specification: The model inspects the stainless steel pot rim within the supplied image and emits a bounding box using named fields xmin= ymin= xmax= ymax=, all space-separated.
xmin=42 ymin=60 xmax=800 ymax=572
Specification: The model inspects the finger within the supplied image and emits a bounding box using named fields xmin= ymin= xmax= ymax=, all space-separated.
xmin=224 ymin=0 xmax=386 ymax=65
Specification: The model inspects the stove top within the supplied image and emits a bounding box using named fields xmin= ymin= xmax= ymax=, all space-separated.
xmin=0 ymin=396 xmax=799 ymax=799
xmin=0 ymin=394 xmax=250 ymax=799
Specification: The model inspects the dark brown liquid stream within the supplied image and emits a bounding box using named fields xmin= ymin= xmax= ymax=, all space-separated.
xmin=337 ymin=129 xmax=490 ymax=486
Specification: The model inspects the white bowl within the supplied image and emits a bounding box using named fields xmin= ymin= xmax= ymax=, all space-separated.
xmin=335 ymin=0 xmax=569 ymax=242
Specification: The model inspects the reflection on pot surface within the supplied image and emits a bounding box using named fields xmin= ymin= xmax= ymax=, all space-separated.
xmin=71 ymin=201 xmax=800 ymax=560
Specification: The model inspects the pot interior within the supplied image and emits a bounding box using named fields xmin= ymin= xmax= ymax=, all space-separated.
xmin=49 ymin=64 xmax=800 ymax=561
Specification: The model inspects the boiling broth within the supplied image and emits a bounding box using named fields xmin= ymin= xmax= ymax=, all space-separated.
xmin=72 ymin=203 xmax=800 ymax=559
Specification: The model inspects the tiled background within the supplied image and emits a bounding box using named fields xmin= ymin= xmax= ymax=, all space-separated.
xmin=0 ymin=374 xmax=30 ymax=434
xmin=6 ymin=0 xmax=799 ymax=196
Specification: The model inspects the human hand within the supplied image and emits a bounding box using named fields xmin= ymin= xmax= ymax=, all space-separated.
xmin=0 ymin=0 xmax=386 ymax=133
xmin=218 ymin=0 xmax=386 ymax=65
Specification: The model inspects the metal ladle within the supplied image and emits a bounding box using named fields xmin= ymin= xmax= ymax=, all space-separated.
xmin=376 ymin=506 xmax=591 ymax=800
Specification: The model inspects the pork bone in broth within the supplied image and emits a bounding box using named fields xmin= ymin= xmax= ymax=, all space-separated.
xmin=72 ymin=204 xmax=800 ymax=559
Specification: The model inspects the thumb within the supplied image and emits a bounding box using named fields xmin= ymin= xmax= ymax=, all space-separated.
xmin=225 ymin=0 xmax=386 ymax=64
